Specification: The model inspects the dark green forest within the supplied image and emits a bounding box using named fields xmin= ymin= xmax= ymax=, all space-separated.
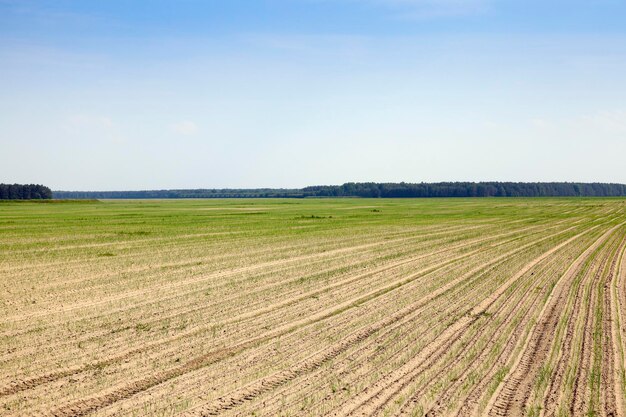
xmin=53 ymin=182 xmax=626 ymax=199
xmin=0 ymin=184 xmax=52 ymax=200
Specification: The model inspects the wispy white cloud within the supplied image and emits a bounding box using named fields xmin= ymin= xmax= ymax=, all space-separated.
xmin=386 ymin=0 xmax=488 ymax=14
xmin=0 ymin=0 xmax=106 ymax=25
xmin=581 ymin=110 xmax=626 ymax=133
xmin=63 ymin=114 xmax=113 ymax=132
xmin=530 ymin=118 xmax=552 ymax=129
xmin=60 ymin=114 xmax=125 ymax=144
xmin=525 ymin=110 xmax=626 ymax=138
xmin=171 ymin=120 xmax=198 ymax=136
xmin=482 ymin=120 xmax=502 ymax=129
xmin=330 ymin=0 xmax=491 ymax=18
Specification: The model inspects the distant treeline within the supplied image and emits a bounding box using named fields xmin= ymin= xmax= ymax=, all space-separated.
xmin=0 ymin=184 xmax=53 ymax=200
xmin=54 ymin=188 xmax=306 ymax=199
xmin=303 ymin=182 xmax=626 ymax=198
xmin=53 ymin=182 xmax=626 ymax=199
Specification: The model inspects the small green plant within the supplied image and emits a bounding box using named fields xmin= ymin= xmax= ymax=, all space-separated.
xmin=135 ymin=323 xmax=151 ymax=332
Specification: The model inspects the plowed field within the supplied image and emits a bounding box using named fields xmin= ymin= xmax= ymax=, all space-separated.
xmin=1 ymin=198 xmax=625 ymax=416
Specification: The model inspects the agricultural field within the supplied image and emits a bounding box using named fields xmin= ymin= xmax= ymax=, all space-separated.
xmin=1 ymin=198 xmax=626 ymax=417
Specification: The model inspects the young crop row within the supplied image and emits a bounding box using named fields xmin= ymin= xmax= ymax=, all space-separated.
xmin=0 ymin=198 xmax=624 ymax=416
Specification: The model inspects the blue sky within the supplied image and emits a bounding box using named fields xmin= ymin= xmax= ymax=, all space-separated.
xmin=1 ymin=0 xmax=626 ymax=190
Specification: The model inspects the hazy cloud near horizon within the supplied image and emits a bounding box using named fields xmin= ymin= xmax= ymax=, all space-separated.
xmin=1 ymin=1 xmax=625 ymax=190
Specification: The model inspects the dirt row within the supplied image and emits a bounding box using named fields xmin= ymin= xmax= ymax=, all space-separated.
xmin=105 ymin=223 xmax=612 ymax=415
xmin=1 ymin=201 xmax=624 ymax=417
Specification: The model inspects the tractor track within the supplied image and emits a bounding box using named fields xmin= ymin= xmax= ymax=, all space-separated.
xmin=486 ymin=222 xmax=625 ymax=416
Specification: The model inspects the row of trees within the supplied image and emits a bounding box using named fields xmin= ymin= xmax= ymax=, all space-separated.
xmin=53 ymin=188 xmax=306 ymax=199
xmin=0 ymin=184 xmax=53 ymax=200
xmin=54 ymin=182 xmax=626 ymax=199
xmin=302 ymin=182 xmax=626 ymax=198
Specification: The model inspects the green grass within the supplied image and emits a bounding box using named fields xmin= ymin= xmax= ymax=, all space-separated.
xmin=0 ymin=198 xmax=620 ymax=271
